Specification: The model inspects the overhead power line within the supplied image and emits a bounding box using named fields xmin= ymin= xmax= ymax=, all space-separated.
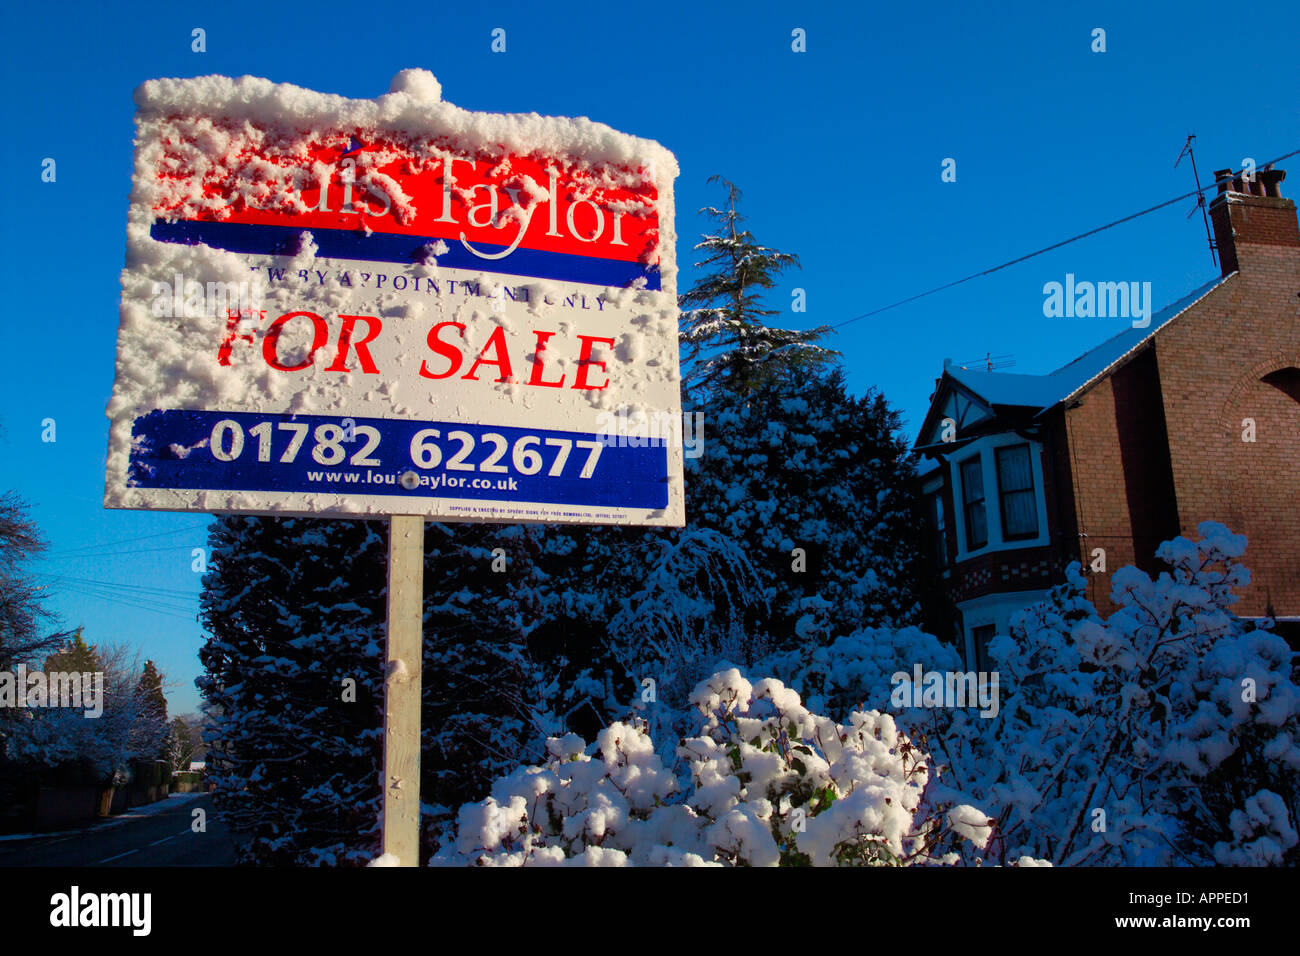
xmin=40 ymin=542 xmax=209 ymax=562
xmin=43 ymin=522 xmax=212 ymax=558
xmin=831 ymin=147 xmax=1300 ymax=331
xmin=39 ymin=573 xmax=201 ymax=599
xmin=54 ymin=584 xmax=199 ymax=622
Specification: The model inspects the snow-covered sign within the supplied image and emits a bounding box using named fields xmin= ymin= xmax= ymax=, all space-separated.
xmin=105 ymin=70 xmax=683 ymax=526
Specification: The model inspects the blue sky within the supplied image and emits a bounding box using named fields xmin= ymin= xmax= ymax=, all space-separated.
xmin=0 ymin=0 xmax=1296 ymax=714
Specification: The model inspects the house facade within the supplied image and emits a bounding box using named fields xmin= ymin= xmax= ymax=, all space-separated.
xmin=915 ymin=164 xmax=1300 ymax=668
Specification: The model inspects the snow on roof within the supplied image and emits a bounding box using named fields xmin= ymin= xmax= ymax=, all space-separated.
xmin=944 ymin=275 xmax=1230 ymax=415
xmin=946 ymin=367 xmax=1065 ymax=410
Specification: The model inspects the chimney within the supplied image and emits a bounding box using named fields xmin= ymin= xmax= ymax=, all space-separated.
xmin=1208 ymin=164 xmax=1300 ymax=276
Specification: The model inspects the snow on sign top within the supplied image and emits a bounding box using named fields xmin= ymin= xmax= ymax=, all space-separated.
xmin=105 ymin=70 xmax=685 ymax=527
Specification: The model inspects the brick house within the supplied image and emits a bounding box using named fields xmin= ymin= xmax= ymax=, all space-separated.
xmin=914 ymin=164 xmax=1300 ymax=669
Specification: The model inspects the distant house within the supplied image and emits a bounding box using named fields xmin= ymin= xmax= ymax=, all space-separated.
xmin=915 ymin=164 xmax=1300 ymax=668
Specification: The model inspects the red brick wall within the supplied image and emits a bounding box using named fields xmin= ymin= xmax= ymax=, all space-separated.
xmin=1109 ymin=349 xmax=1183 ymax=571
xmin=1152 ymin=236 xmax=1300 ymax=617
xmin=1062 ymin=373 xmax=1145 ymax=615
xmin=1211 ymin=192 xmax=1300 ymax=275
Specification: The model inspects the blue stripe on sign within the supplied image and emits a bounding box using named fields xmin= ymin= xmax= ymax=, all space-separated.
xmin=150 ymin=220 xmax=661 ymax=291
xmin=129 ymin=409 xmax=669 ymax=511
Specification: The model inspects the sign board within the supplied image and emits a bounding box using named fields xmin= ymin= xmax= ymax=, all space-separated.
xmin=106 ymin=71 xmax=683 ymax=526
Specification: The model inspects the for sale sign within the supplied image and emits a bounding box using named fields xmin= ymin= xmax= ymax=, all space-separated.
xmin=105 ymin=70 xmax=684 ymax=526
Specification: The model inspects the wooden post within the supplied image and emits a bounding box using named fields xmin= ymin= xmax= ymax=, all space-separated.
xmin=383 ymin=514 xmax=424 ymax=866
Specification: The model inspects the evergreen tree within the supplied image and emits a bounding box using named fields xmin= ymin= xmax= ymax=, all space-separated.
xmin=419 ymin=520 xmax=554 ymax=818
xmin=199 ymin=515 xmax=387 ymax=865
xmin=683 ymin=364 xmax=923 ymax=651
xmin=136 ymin=660 xmax=167 ymax=723
xmin=133 ymin=659 xmax=170 ymax=761
xmin=43 ymin=627 xmax=100 ymax=674
xmin=197 ymin=514 xmax=551 ymax=864
xmin=678 ymin=177 xmax=836 ymax=398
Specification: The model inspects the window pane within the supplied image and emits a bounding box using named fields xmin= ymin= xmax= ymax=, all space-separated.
xmin=1003 ymin=489 xmax=1038 ymax=537
xmin=961 ymin=458 xmax=983 ymax=504
xmin=996 ymin=444 xmax=1033 ymax=492
xmin=996 ymin=444 xmax=1038 ymax=539
xmin=928 ymin=493 xmax=947 ymax=567
xmin=960 ymin=456 xmax=986 ymax=549
xmin=966 ymin=502 xmax=987 ymax=549
xmin=972 ymin=625 xmax=995 ymax=673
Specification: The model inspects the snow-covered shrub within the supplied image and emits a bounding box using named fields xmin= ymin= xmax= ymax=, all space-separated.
xmin=761 ymin=625 xmax=962 ymax=723
xmin=437 ymin=668 xmax=997 ymax=866
xmin=3 ymin=641 xmax=167 ymax=784
xmin=753 ymin=523 xmax=1300 ymax=866
xmin=935 ymin=523 xmax=1300 ymax=865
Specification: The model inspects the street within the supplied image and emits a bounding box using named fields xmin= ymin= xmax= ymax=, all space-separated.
xmin=0 ymin=793 xmax=236 ymax=867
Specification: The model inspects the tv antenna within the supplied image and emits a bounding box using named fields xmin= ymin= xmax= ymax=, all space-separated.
xmin=1175 ymin=134 xmax=1218 ymax=268
xmin=956 ymin=352 xmax=1016 ymax=372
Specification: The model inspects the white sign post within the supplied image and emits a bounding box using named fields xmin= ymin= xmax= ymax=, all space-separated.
xmin=106 ymin=70 xmax=682 ymax=864
xmin=383 ymin=514 xmax=423 ymax=865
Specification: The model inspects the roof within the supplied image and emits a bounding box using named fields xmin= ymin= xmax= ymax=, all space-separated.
xmin=944 ymin=367 xmax=1063 ymax=409
xmin=944 ymin=274 xmax=1231 ymax=417
xmin=916 ymin=456 xmax=941 ymax=477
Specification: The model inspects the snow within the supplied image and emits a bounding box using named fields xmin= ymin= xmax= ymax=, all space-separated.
xmin=428 ymin=521 xmax=1300 ymax=866
xmin=133 ymin=71 xmax=677 ymax=176
xmin=436 ymin=668 xmax=990 ymax=867
xmin=944 ymin=367 xmax=1066 ymax=410
xmin=105 ymin=69 xmax=683 ymax=525
xmin=942 ymin=275 xmax=1230 ymax=414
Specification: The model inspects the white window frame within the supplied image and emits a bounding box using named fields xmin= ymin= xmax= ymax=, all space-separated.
xmin=957 ymin=589 xmax=1050 ymax=667
xmin=921 ymin=471 xmax=949 ymax=575
xmin=949 ymin=432 xmax=1049 ymax=562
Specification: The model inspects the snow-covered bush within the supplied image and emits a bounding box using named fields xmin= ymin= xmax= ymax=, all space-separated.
xmin=965 ymin=522 xmax=1300 ymax=865
xmin=3 ymin=641 xmax=168 ymax=784
xmin=771 ymin=522 xmax=1300 ymax=867
xmin=437 ymin=668 xmax=999 ymax=866
xmin=761 ymin=625 xmax=962 ymax=723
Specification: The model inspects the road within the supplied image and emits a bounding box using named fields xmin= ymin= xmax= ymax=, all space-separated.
xmin=0 ymin=792 xmax=237 ymax=867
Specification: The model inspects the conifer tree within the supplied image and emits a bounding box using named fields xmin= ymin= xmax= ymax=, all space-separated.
xmin=43 ymin=627 xmax=100 ymax=674
xmin=136 ymin=661 xmax=167 ymax=723
xmin=684 ymin=364 xmax=923 ymax=651
xmin=674 ymin=178 xmax=922 ymax=650
xmin=678 ymin=177 xmax=836 ymax=399
xmin=197 ymin=514 xmax=551 ymax=864
xmin=133 ymin=659 xmax=170 ymax=761
xmin=198 ymin=515 xmax=387 ymax=865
